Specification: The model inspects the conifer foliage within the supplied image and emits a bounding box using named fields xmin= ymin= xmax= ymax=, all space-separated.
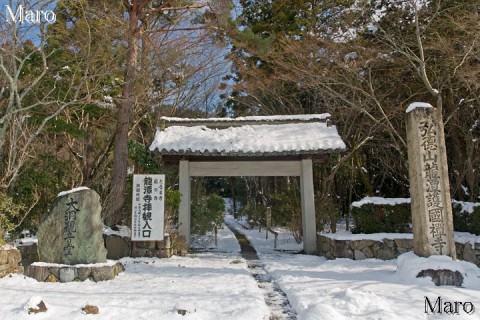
xmin=227 ymin=0 xmax=480 ymax=202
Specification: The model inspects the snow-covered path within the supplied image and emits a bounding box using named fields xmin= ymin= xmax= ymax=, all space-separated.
xmin=0 ymin=226 xmax=270 ymax=320
xmin=228 ymin=215 xmax=480 ymax=320
xmin=2 ymin=215 xmax=480 ymax=319
xmin=226 ymin=223 xmax=296 ymax=319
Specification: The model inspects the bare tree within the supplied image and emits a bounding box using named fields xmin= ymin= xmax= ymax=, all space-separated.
xmin=228 ymin=0 xmax=480 ymax=203
xmin=0 ymin=0 xmax=98 ymax=189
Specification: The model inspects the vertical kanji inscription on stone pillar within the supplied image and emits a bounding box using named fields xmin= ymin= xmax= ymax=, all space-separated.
xmin=406 ymin=103 xmax=455 ymax=258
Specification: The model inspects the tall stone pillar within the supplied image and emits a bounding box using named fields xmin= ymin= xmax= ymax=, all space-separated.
xmin=406 ymin=103 xmax=455 ymax=258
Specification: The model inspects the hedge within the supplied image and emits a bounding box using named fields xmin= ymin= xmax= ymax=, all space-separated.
xmin=350 ymin=197 xmax=480 ymax=235
xmin=452 ymin=200 xmax=480 ymax=235
xmin=350 ymin=198 xmax=411 ymax=234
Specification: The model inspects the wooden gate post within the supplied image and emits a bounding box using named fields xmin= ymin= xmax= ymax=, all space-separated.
xmin=300 ymin=159 xmax=317 ymax=254
xmin=179 ymin=160 xmax=191 ymax=249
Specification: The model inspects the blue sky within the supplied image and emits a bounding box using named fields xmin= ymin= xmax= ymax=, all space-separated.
xmin=1 ymin=0 xmax=58 ymax=44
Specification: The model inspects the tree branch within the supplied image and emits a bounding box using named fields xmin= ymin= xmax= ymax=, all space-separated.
xmin=148 ymin=2 xmax=210 ymax=13
xmin=146 ymin=26 xmax=217 ymax=33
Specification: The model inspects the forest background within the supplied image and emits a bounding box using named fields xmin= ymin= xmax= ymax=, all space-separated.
xmin=0 ymin=0 xmax=479 ymax=242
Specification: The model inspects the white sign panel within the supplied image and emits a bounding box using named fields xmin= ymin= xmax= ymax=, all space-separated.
xmin=131 ymin=174 xmax=165 ymax=241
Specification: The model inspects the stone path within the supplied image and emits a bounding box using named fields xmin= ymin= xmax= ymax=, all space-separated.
xmin=227 ymin=225 xmax=297 ymax=320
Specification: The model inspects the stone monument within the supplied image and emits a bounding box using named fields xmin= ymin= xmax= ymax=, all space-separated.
xmin=406 ymin=103 xmax=455 ymax=258
xmin=37 ymin=187 xmax=107 ymax=264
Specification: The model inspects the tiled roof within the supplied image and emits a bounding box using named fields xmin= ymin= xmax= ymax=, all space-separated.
xmin=149 ymin=115 xmax=346 ymax=157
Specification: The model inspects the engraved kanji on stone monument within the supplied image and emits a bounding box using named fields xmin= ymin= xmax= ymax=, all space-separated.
xmin=63 ymin=198 xmax=80 ymax=256
xmin=37 ymin=187 xmax=108 ymax=265
xmin=406 ymin=102 xmax=455 ymax=258
xmin=419 ymin=118 xmax=448 ymax=253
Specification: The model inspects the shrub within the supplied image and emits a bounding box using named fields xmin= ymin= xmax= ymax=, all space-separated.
xmin=191 ymin=194 xmax=225 ymax=236
xmin=351 ymin=197 xmax=480 ymax=235
xmin=241 ymin=202 xmax=261 ymax=226
xmin=12 ymin=154 xmax=74 ymax=232
xmin=350 ymin=198 xmax=411 ymax=234
xmin=165 ymin=189 xmax=181 ymax=228
xmin=0 ymin=192 xmax=26 ymax=244
xmin=316 ymin=194 xmax=341 ymax=233
xmin=266 ymin=191 xmax=303 ymax=243
xmin=452 ymin=201 xmax=480 ymax=235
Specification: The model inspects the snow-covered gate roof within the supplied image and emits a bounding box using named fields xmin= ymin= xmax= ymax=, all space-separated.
xmin=149 ymin=114 xmax=346 ymax=162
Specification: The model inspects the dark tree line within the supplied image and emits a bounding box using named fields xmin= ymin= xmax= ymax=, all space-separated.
xmin=0 ymin=0 xmax=478 ymax=240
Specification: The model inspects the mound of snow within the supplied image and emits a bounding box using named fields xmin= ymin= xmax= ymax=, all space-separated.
xmin=299 ymin=288 xmax=396 ymax=320
xmin=396 ymin=252 xmax=480 ymax=288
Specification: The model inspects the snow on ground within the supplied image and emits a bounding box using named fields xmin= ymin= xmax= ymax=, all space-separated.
xmin=0 ymin=225 xmax=268 ymax=320
xmin=2 ymin=215 xmax=480 ymax=320
xmin=227 ymin=215 xmax=480 ymax=320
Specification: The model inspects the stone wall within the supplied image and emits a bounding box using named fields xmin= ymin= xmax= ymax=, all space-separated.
xmin=317 ymin=235 xmax=413 ymax=261
xmin=317 ymin=235 xmax=480 ymax=267
xmin=131 ymin=240 xmax=173 ymax=258
xmin=24 ymin=262 xmax=124 ymax=282
xmin=456 ymin=242 xmax=480 ymax=266
xmin=17 ymin=243 xmax=39 ymax=266
xmin=0 ymin=246 xmax=23 ymax=278
xmin=103 ymin=234 xmax=173 ymax=259
xmin=16 ymin=236 xmax=140 ymax=263
xmin=10 ymin=234 xmax=174 ymax=268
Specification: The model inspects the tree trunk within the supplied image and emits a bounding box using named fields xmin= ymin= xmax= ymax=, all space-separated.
xmin=83 ymin=114 xmax=95 ymax=187
xmin=105 ymin=3 xmax=140 ymax=226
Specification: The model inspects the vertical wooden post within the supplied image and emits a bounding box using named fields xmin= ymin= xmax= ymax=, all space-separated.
xmin=131 ymin=241 xmax=137 ymax=258
xmin=266 ymin=207 xmax=272 ymax=227
xmin=266 ymin=207 xmax=271 ymax=240
xmin=300 ymin=159 xmax=317 ymax=254
xmin=179 ymin=160 xmax=191 ymax=250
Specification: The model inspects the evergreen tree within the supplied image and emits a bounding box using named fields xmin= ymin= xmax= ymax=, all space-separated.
xmin=105 ymin=0 xmax=232 ymax=226
xmin=227 ymin=0 xmax=480 ymax=202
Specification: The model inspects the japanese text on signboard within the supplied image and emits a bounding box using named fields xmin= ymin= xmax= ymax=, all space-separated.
xmin=131 ymin=174 xmax=165 ymax=241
